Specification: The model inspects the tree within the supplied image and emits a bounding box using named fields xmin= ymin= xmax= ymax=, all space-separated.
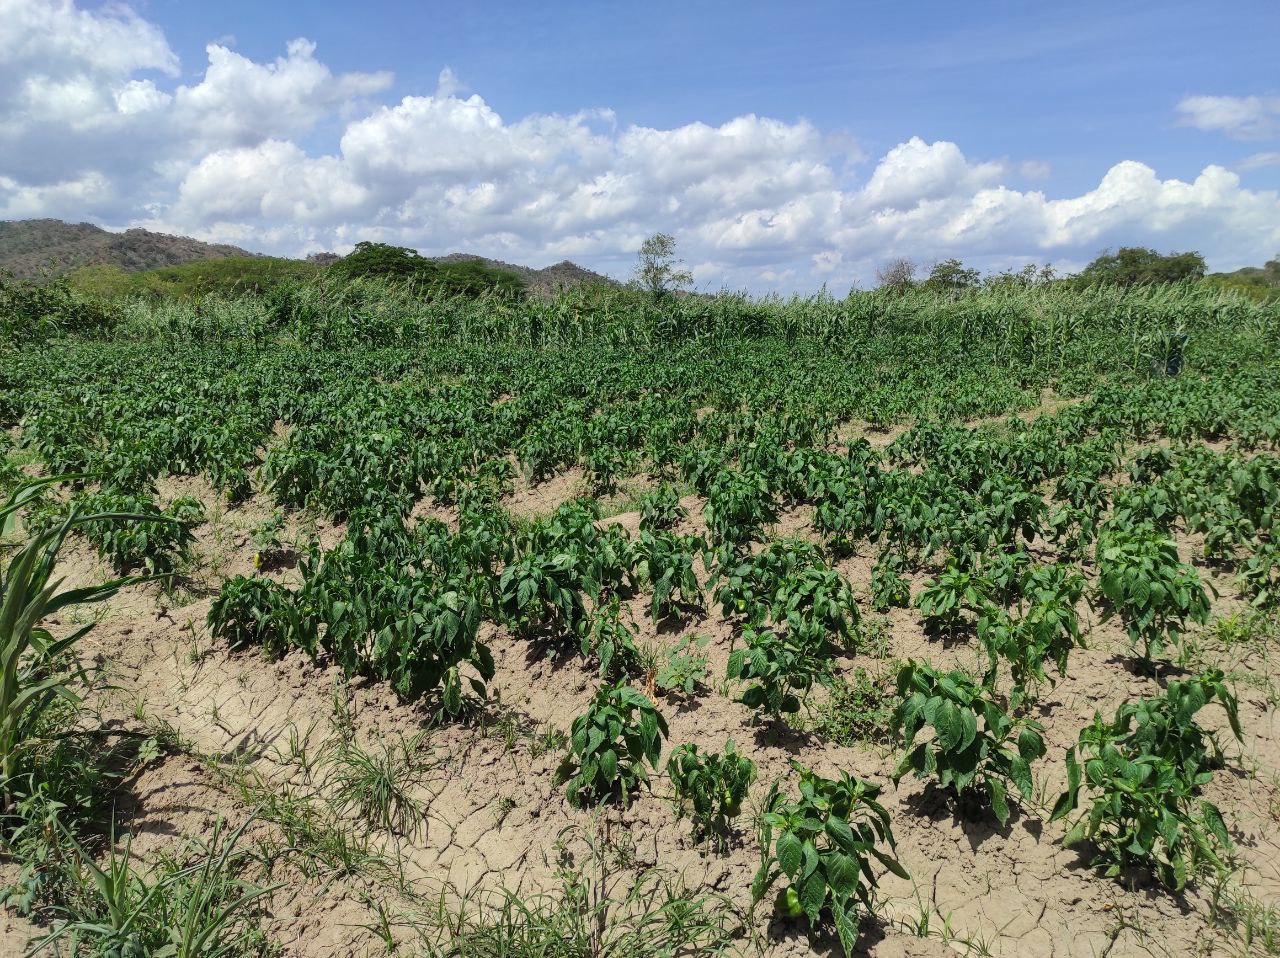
xmin=330 ymin=241 xmax=431 ymax=281
xmin=634 ymin=233 xmax=693 ymax=298
xmin=875 ymin=258 xmax=916 ymax=294
xmin=1077 ymin=247 xmax=1206 ymax=287
xmin=984 ymin=263 xmax=1058 ymax=289
xmin=328 ymin=242 xmax=524 ymax=298
xmin=922 ymin=258 xmax=981 ymax=294
xmin=1205 ymin=255 xmax=1280 ymax=302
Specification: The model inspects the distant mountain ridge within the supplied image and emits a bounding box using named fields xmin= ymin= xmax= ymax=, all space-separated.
xmin=0 ymin=218 xmax=617 ymax=294
xmin=0 ymin=219 xmax=254 ymax=279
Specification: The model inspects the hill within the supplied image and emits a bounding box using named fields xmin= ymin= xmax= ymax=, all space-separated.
xmin=435 ymin=252 xmax=618 ymax=297
xmin=0 ymin=219 xmax=255 ymax=279
xmin=0 ymin=219 xmax=619 ymax=297
xmin=1206 ymin=257 xmax=1280 ymax=301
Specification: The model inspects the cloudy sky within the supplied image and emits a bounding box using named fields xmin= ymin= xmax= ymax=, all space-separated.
xmin=3 ymin=0 xmax=1278 ymax=291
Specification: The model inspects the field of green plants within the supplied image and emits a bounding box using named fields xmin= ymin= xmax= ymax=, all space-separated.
xmin=3 ymin=278 xmax=1280 ymax=957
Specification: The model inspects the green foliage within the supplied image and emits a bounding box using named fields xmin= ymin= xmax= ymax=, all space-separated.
xmin=705 ymin=468 xmax=777 ymax=545
xmin=1116 ymin=670 xmax=1241 ymax=776
xmin=892 ymin=661 xmax=1045 ymax=824
xmin=328 ymin=242 xmax=525 ymax=299
xmin=291 ymin=521 xmax=497 ymax=715
xmin=815 ymin=665 xmax=900 ymax=747
xmin=1078 ymin=247 xmax=1207 ymax=286
xmin=67 ymin=256 xmax=319 ymax=299
xmin=869 ymin=551 xmax=911 ymax=612
xmin=207 ymin=575 xmax=306 ymax=660
xmin=637 ymin=482 xmax=687 ymax=531
xmin=578 ymin=597 xmax=641 ymax=679
xmin=711 ymin=540 xmax=858 ymax=645
xmin=556 ymin=681 xmax=669 ymax=808
xmin=667 ymin=741 xmax=757 ymax=845
xmin=0 ymin=275 xmax=117 ymax=342
xmin=629 ymin=530 xmax=703 ymax=620
xmin=249 ymin=509 xmax=288 ymax=569
xmin=978 ymin=561 xmax=1086 ymax=697
xmin=1096 ymin=525 xmax=1211 ymax=665
xmin=498 ymin=551 xmax=590 ymax=638
xmin=752 ymin=764 xmax=908 ymax=958
xmin=654 ymin=634 xmax=710 ymax=696
xmin=915 ymin=561 xmax=993 ymax=637
xmin=1050 ymin=672 xmax=1242 ymax=890
xmin=727 ymin=627 xmax=833 ymax=718
xmin=74 ymin=489 xmax=194 ymax=576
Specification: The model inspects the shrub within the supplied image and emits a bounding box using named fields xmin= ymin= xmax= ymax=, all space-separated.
xmin=578 ymin=598 xmax=642 ymax=679
xmin=328 ymin=242 xmax=525 ymax=298
xmin=915 ymin=561 xmax=993 ymax=637
xmin=1050 ymin=672 xmax=1242 ymax=890
xmin=629 ymin=530 xmax=704 ymax=620
xmin=1096 ymin=525 xmax=1211 ymax=666
xmin=74 ymin=489 xmax=193 ymax=576
xmin=978 ymin=562 xmax=1086 ymax=698
xmin=207 ymin=575 xmax=307 ymax=659
xmin=638 ymin=482 xmax=688 ymax=531
xmin=705 ymin=468 xmax=777 ymax=545
xmin=727 ymin=627 xmax=834 ymax=719
xmin=869 ymin=550 xmax=911 ymax=612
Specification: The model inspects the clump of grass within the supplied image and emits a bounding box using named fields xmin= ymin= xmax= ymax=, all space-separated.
xmin=413 ymin=822 xmax=745 ymax=956
xmin=316 ymin=731 xmax=431 ymax=837
xmin=814 ymin=663 xmax=902 ymax=748
xmin=26 ymin=816 xmax=278 ymax=957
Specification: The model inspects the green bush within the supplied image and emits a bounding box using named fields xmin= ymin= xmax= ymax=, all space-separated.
xmin=1096 ymin=525 xmax=1211 ymax=666
xmin=727 ymin=626 xmax=834 ymax=718
xmin=1050 ymin=674 xmax=1242 ymax=891
xmin=327 ymin=242 xmax=525 ymax=299
xmin=207 ymin=575 xmax=307 ymax=659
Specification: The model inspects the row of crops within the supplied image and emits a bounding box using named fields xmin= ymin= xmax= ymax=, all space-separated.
xmin=5 ymin=280 xmax=1280 ymax=954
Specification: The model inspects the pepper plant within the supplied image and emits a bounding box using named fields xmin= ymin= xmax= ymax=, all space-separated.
xmin=727 ymin=627 xmax=834 ymax=718
xmin=915 ymin=561 xmax=994 ymax=638
xmin=752 ymin=764 xmax=908 ymax=958
xmin=1096 ymin=524 xmax=1211 ymax=667
xmin=891 ymin=661 xmax=1045 ymax=825
xmin=207 ymin=575 xmax=308 ymax=660
xmin=556 ymin=680 xmax=668 ymax=808
xmin=1049 ymin=715 xmax=1232 ymax=890
xmin=667 ymin=740 xmax=757 ymax=847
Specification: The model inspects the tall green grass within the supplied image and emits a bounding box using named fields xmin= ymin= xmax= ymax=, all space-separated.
xmin=82 ymin=277 xmax=1278 ymax=374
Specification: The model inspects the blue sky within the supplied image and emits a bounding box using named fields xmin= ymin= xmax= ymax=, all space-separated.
xmin=5 ymin=0 xmax=1279 ymax=289
xmin=139 ymin=0 xmax=1279 ymax=189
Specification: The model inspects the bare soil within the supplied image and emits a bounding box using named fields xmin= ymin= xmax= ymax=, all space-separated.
xmin=13 ymin=428 xmax=1280 ymax=957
